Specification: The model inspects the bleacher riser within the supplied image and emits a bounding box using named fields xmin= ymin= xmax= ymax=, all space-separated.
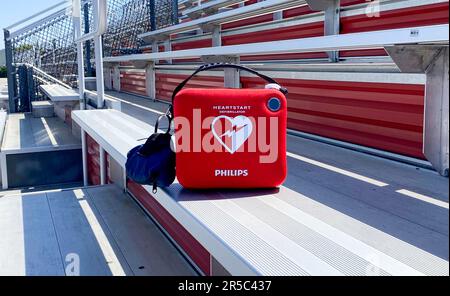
xmin=115 ymin=64 xmax=427 ymax=160
xmin=162 ymin=0 xmax=448 ymax=62
xmin=112 ymin=0 xmax=448 ymax=164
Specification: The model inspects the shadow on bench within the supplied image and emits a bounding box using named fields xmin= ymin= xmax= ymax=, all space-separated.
xmin=73 ymin=109 xmax=449 ymax=276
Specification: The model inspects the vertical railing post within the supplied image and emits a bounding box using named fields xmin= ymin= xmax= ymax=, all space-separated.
xmin=149 ymin=0 xmax=156 ymax=31
xmin=18 ymin=65 xmax=29 ymax=113
xmin=94 ymin=35 xmax=105 ymax=108
xmin=324 ymin=0 xmax=340 ymax=62
xmin=27 ymin=66 xmax=35 ymax=111
xmin=74 ymin=0 xmax=86 ymax=110
xmin=84 ymin=2 xmax=93 ymax=77
xmin=172 ymin=0 xmax=179 ymax=25
xmin=4 ymin=29 xmax=16 ymax=113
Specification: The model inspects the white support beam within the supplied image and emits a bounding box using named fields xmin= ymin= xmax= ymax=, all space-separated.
xmin=306 ymin=0 xmax=341 ymax=62
xmin=423 ymin=48 xmax=449 ymax=177
xmin=164 ymin=40 xmax=173 ymax=64
xmin=211 ymin=25 xmax=222 ymax=47
xmin=104 ymin=66 xmax=113 ymax=90
xmin=145 ymin=62 xmax=156 ymax=100
xmin=224 ymin=57 xmax=241 ymax=88
xmin=105 ymin=25 xmax=449 ymax=63
xmin=324 ymin=0 xmax=340 ymax=62
xmin=112 ymin=65 xmax=121 ymax=92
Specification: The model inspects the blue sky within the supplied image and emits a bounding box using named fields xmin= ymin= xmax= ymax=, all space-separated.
xmin=1 ymin=0 xmax=63 ymax=49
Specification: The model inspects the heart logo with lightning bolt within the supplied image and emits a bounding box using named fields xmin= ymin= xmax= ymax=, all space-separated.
xmin=212 ymin=116 xmax=254 ymax=154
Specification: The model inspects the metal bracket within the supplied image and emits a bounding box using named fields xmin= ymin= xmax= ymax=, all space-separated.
xmin=199 ymin=23 xmax=221 ymax=34
xmin=201 ymin=55 xmax=239 ymax=64
xmin=385 ymin=45 xmax=447 ymax=73
xmin=422 ymin=48 xmax=449 ymax=176
xmin=141 ymin=33 xmax=170 ymax=44
xmin=386 ymin=45 xmax=449 ymax=176
xmin=103 ymin=62 xmax=119 ymax=69
xmin=306 ymin=0 xmax=338 ymax=11
xmin=200 ymin=55 xmax=240 ymax=88
xmin=132 ymin=61 xmax=153 ymax=69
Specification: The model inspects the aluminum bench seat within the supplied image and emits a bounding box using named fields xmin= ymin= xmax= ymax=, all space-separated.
xmin=40 ymin=84 xmax=79 ymax=102
xmin=138 ymin=0 xmax=306 ymax=42
xmin=183 ymin=0 xmax=245 ymax=19
xmin=107 ymin=24 xmax=449 ymax=63
xmin=1 ymin=113 xmax=82 ymax=189
xmin=72 ymin=109 xmax=449 ymax=276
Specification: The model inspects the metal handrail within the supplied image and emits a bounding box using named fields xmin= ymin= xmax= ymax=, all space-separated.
xmin=15 ymin=63 xmax=73 ymax=89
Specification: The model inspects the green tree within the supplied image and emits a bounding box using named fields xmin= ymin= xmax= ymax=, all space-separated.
xmin=0 ymin=66 xmax=7 ymax=78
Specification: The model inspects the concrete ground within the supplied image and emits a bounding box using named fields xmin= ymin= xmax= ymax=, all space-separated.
xmin=0 ymin=185 xmax=196 ymax=276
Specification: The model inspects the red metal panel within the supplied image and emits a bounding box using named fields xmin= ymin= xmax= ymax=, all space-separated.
xmin=127 ymin=180 xmax=212 ymax=275
xmin=341 ymin=2 xmax=449 ymax=34
xmin=241 ymin=77 xmax=426 ymax=159
xmin=86 ymin=134 xmax=101 ymax=186
xmin=340 ymin=2 xmax=449 ymax=58
xmin=223 ymin=21 xmax=324 ymax=45
xmin=172 ymin=38 xmax=212 ymax=63
xmin=282 ymin=5 xmax=315 ymax=19
xmin=120 ymin=71 xmax=147 ymax=96
xmin=155 ymin=73 xmax=224 ymax=102
xmin=223 ymin=2 xmax=448 ymax=60
xmin=223 ymin=21 xmax=325 ymax=61
xmin=172 ymin=39 xmax=212 ymax=51
xmin=222 ymin=14 xmax=275 ymax=30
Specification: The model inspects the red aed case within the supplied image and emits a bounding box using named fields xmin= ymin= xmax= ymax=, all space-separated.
xmin=172 ymin=64 xmax=288 ymax=189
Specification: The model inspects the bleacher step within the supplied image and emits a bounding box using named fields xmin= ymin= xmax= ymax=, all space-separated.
xmin=32 ymin=101 xmax=55 ymax=118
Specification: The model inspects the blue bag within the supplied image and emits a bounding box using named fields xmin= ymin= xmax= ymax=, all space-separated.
xmin=126 ymin=114 xmax=175 ymax=193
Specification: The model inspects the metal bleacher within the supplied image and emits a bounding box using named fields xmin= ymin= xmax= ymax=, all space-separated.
xmin=139 ymin=0 xmax=305 ymax=42
xmin=182 ymin=0 xmax=245 ymax=19
xmin=105 ymin=0 xmax=449 ymax=175
xmin=0 ymin=0 xmax=448 ymax=276
xmin=106 ymin=25 xmax=449 ymax=62
xmin=89 ymin=0 xmax=450 ymax=277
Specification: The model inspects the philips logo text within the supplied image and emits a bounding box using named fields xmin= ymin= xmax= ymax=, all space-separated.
xmin=215 ymin=170 xmax=249 ymax=177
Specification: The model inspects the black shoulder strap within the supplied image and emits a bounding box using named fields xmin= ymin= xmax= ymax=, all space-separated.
xmin=166 ymin=63 xmax=288 ymax=117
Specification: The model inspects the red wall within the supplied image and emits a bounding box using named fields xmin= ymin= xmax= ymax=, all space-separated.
xmin=121 ymin=71 xmax=147 ymax=96
xmin=150 ymin=73 xmax=426 ymax=158
xmin=127 ymin=181 xmax=212 ymax=275
xmin=242 ymin=77 xmax=426 ymax=159
xmin=86 ymin=136 xmax=112 ymax=186
xmin=155 ymin=74 xmax=224 ymax=102
xmin=118 ymin=1 xmax=447 ymax=158
xmin=87 ymin=134 xmax=101 ymax=186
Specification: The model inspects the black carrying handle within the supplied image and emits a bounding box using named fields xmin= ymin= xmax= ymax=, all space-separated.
xmin=166 ymin=63 xmax=288 ymax=118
